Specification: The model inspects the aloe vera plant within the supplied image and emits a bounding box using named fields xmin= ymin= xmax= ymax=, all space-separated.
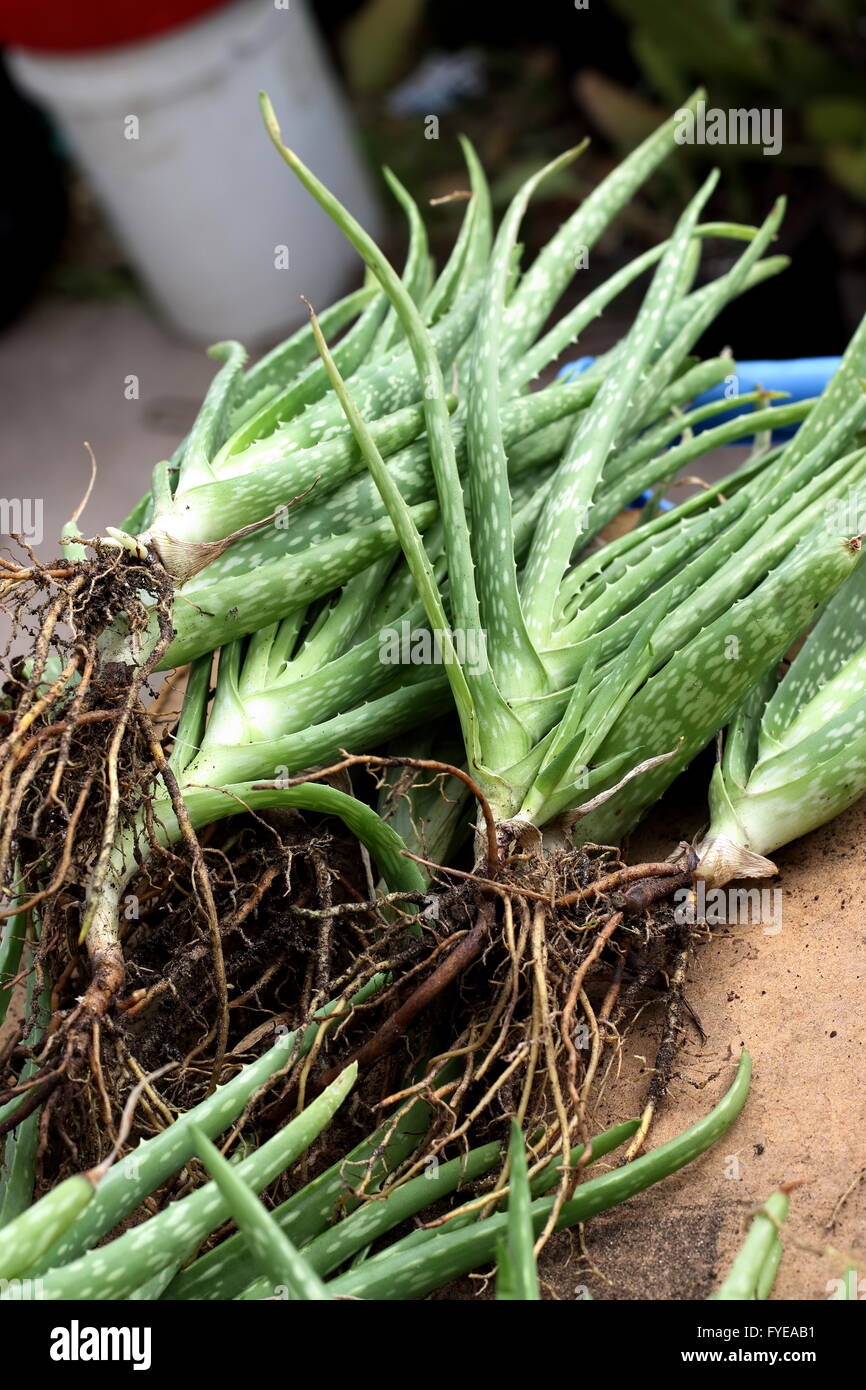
xmin=263 ymin=94 xmax=866 ymax=852
xmin=8 ymin=90 xmax=805 ymax=985
xmin=6 ymin=89 xmax=866 ymax=1311
xmin=696 ymin=532 xmax=866 ymax=885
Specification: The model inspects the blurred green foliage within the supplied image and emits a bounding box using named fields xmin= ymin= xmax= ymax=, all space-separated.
xmin=607 ymin=0 xmax=866 ymax=199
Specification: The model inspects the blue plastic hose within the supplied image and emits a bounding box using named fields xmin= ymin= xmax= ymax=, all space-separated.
xmin=556 ymin=356 xmax=842 ymax=511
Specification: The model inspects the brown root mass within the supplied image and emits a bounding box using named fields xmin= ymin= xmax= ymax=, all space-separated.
xmin=1 ymin=550 xmax=701 ymax=1232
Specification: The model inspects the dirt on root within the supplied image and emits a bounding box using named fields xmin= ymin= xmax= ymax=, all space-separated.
xmin=443 ymin=770 xmax=866 ymax=1303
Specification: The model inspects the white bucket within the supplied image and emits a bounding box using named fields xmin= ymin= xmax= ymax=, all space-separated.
xmin=8 ymin=0 xmax=381 ymax=344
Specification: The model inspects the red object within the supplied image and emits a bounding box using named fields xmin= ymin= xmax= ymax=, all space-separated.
xmin=0 ymin=0 xmax=233 ymax=53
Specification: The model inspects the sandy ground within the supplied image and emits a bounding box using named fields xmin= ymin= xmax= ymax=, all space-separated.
xmin=576 ymin=788 xmax=866 ymax=1303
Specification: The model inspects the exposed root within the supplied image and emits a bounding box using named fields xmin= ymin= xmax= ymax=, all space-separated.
xmin=620 ymin=940 xmax=691 ymax=1162
xmin=0 ymin=543 xmax=175 ymax=1152
xmin=284 ymin=837 xmax=706 ymax=1222
xmin=261 ymin=752 xmax=500 ymax=873
xmin=1 ymin=544 xmax=706 ymax=1238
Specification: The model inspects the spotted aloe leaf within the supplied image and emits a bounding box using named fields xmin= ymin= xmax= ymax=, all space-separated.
xmin=698 ymin=545 xmax=866 ymax=884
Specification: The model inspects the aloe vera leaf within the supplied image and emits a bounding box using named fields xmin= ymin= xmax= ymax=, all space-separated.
xmin=202 ymin=637 xmax=250 ymax=745
xmin=161 ymin=502 xmax=436 ymax=669
xmin=152 ymin=782 xmax=427 ymax=895
xmin=211 ymin=598 xmax=424 ymax=745
xmin=350 ymin=1119 xmax=642 ymax=1271
xmin=576 ymin=533 xmax=863 ymax=842
xmin=572 ymin=426 xmax=836 ymax=628
xmin=165 ymin=1090 xmax=434 ymax=1301
xmin=267 ymin=611 xmax=307 ymax=682
xmin=755 ymin=1237 xmax=784 ymax=1301
xmin=705 ymin=619 xmax=866 ymax=859
xmin=373 ymin=169 xmax=431 ymax=353
xmin=328 ymin=1051 xmax=751 ymax=1300
xmin=304 ymin=300 xmax=483 ymax=770
xmin=237 ymin=1117 xmax=640 ymax=1300
xmin=562 ymin=433 xmax=866 ymax=686
xmin=525 ymin=597 xmax=665 ymax=821
xmin=160 ymin=399 xmax=441 ymax=544
xmin=217 ymin=279 xmax=481 ymax=479
xmin=762 ymin=635 xmax=866 ymax=764
xmin=173 ymin=341 xmax=248 ymax=496
xmin=275 ymin=556 xmax=396 ymax=683
xmin=453 ymin=135 xmax=494 ymax=289
xmin=467 ymin=145 xmax=587 ymax=698
xmin=587 ymin=397 xmax=813 ymax=551
xmin=502 ymin=89 xmax=706 ymax=358
xmin=0 ymin=979 xmax=50 ymax=1226
xmin=187 ymin=376 xmax=596 ymax=585
xmin=638 ymin=445 xmax=866 ymax=670
xmin=509 ymin=240 xmax=684 ymax=393
xmin=239 ymin=620 xmax=283 ymax=699
xmin=739 ymin=680 xmax=866 ymax=801
xmin=521 ymin=171 xmax=720 ymax=646
xmin=759 ymin=550 xmax=866 ymax=756
xmin=216 ymin=198 xmax=440 ymax=463
xmin=268 ymin=281 xmax=481 ymax=456
xmin=629 ymin=198 xmax=786 ymax=425
xmin=26 ymin=1004 xmax=371 ymax=1278
xmin=552 ymin=471 xmax=760 ymax=676
xmin=190 ymin=1126 xmax=332 ymax=1300
xmin=780 ymin=312 xmax=866 ymax=469
xmin=261 ymin=97 xmax=525 ymax=789
xmin=167 ymin=653 xmax=212 ymax=776
xmin=605 ymin=387 xmax=796 ymax=492
xmin=184 ymin=670 xmax=451 ymax=789
xmin=643 ymin=251 xmax=787 ymax=386
xmin=270 ymin=376 xmax=594 ymax=553
xmin=284 ymin=1140 xmax=500 ymax=1288
xmin=0 ymin=910 xmax=26 ymax=1035
xmin=717 ymin=666 xmax=779 ymax=796
xmin=556 ymin=467 xmax=759 ymax=631
xmin=233 ymin=285 xmax=379 ymax=419
xmin=565 ymin=466 xmax=819 ymax=696
xmin=0 ymin=1059 xmax=41 ymax=1226
xmin=420 ymin=188 xmax=476 ymax=326
xmin=711 ymin=1191 xmax=789 ymax=1300
xmin=324 ymin=1121 xmax=640 ymax=1266
xmin=498 ymin=1121 xmax=540 ymax=1300
xmin=519 ymin=649 xmax=599 ymax=813
xmin=422 ymin=137 xmax=491 ymax=323
xmin=0 ymin=1174 xmax=95 ymax=1282
xmin=569 ymin=252 xmax=788 ymax=452
xmin=560 ymin=437 xmax=781 ymax=607
xmin=10 ymin=1067 xmax=357 ymax=1301
xmin=119 ymin=284 xmax=373 ymax=537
